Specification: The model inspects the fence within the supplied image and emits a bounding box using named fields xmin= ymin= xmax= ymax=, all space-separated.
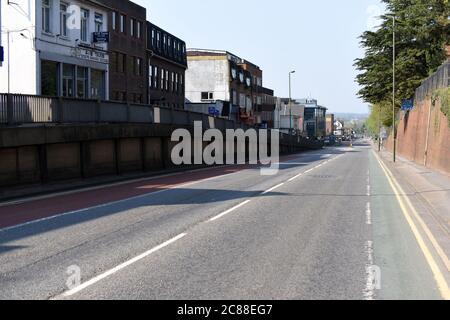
xmin=0 ymin=93 xmax=236 ymax=129
xmin=415 ymin=61 xmax=450 ymax=102
xmin=0 ymin=93 xmax=325 ymax=151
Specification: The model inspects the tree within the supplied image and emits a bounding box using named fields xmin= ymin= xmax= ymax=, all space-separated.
xmin=355 ymin=0 xmax=450 ymax=120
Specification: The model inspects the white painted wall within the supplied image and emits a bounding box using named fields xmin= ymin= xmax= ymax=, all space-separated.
xmin=0 ymin=0 xmax=109 ymax=96
xmin=185 ymin=58 xmax=230 ymax=103
xmin=0 ymin=0 xmax=37 ymax=94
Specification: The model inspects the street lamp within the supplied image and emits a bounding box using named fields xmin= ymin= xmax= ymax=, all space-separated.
xmin=289 ymin=70 xmax=296 ymax=134
xmin=392 ymin=15 xmax=396 ymax=162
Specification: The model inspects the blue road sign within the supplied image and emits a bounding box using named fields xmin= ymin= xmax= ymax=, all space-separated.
xmin=0 ymin=46 xmax=4 ymax=64
xmin=401 ymin=99 xmax=414 ymax=111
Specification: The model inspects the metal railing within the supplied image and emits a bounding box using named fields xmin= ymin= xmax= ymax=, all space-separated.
xmin=0 ymin=93 xmax=323 ymax=149
xmin=0 ymin=93 xmax=239 ymax=131
xmin=415 ymin=61 xmax=450 ymax=102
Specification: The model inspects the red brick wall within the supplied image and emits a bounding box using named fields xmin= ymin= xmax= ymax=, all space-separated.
xmin=386 ymin=98 xmax=450 ymax=174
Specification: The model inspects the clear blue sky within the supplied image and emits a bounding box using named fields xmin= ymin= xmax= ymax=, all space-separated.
xmin=134 ymin=0 xmax=385 ymax=114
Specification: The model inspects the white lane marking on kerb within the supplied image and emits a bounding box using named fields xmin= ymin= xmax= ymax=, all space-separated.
xmin=59 ymin=233 xmax=187 ymax=298
xmin=262 ymin=183 xmax=285 ymax=195
xmin=367 ymin=185 xmax=371 ymax=196
xmin=209 ymin=200 xmax=251 ymax=222
xmin=366 ymin=202 xmax=372 ymax=225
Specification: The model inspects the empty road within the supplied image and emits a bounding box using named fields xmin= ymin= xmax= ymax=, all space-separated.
xmin=0 ymin=141 xmax=448 ymax=300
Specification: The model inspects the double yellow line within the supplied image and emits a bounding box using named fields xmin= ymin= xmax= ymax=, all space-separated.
xmin=373 ymin=151 xmax=450 ymax=300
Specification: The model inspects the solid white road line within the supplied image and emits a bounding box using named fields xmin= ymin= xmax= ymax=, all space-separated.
xmin=59 ymin=233 xmax=187 ymax=298
xmin=209 ymin=200 xmax=252 ymax=222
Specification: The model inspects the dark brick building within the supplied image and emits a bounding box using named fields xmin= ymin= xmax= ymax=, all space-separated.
xmin=147 ymin=22 xmax=187 ymax=109
xmin=98 ymin=0 xmax=147 ymax=104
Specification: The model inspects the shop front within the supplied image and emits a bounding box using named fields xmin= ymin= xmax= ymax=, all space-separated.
xmin=39 ymin=47 xmax=108 ymax=100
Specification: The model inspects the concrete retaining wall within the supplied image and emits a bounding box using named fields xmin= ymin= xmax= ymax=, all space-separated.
xmin=0 ymin=123 xmax=322 ymax=193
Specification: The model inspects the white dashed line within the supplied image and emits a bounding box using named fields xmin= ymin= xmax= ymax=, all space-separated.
xmin=366 ymin=202 xmax=372 ymax=225
xmin=209 ymin=200 xmax=252 ymax=222
xmin=58 ymin=233 xmax=187 ymax=298
xmin=363 ymin=240 xmax=379 ymax=300
xmin=262 ymin=183 xmax=285 ymax=195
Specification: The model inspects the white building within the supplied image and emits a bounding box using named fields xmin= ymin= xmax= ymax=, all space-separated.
xmin=0 ymin=0 xmax=109 ymax=99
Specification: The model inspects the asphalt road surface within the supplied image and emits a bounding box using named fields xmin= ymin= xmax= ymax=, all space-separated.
xmin=0 ymin=141 xmax=447 ymax=300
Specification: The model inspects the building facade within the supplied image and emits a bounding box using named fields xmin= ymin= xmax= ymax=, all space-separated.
xmin=300 ymin=99 xmax=327 ymax=138
xmin=147 ymin=22 xmax=187 ymax=109
xmin=97 ymin=0 xmax=147 ymax=104
xmin=0 ymin=0 xmax=109 ymax=99
xmin=185 ymin=49 xmax=274 ymax=125
xmin=277 ymin=98 xmax=305 ymax=134
xmin=326 ymin=114 xmax=335 ymax=136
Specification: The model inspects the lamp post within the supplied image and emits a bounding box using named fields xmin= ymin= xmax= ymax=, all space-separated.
xmin=289 ymin=70 xmax=295 ymax=134
xmin=392 ymin=15 xmax=397 ymax=162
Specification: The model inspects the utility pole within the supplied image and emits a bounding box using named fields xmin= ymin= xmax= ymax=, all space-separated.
xmin=289 ymin=70 xmax=295 ymax=135
xmin=392 ymin=16 xmax=397 ymax=162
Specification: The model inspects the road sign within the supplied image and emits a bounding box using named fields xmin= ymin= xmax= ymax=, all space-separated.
xmin=401 ymin=99 xmax=414 ymax=111
xmin=208 ymin=107 xmax=220 ymax=117
xmin=93 ymin=32 xmax=109 ymax=43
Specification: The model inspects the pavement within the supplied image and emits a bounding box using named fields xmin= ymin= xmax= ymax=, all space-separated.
xmin=0 ymin=140 xmax=448 ymax=300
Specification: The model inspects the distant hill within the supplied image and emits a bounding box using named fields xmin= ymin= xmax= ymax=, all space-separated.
xmin=332 ymin=113 xmax=368 ymax=122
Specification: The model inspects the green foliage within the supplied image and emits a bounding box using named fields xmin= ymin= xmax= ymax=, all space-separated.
xmin=433 ymin=87 xmax=450 ymax=127
xmin=365 ymin=102 xmax=395 ymax=136
xmin=355 ymin=0 xmax=450 ymax=121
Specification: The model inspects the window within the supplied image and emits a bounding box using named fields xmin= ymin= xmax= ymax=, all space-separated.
xmin=239 ymin=93 xmax=245 ymax=108
xmin=171 ymin=72 xmax=174 ymax=92
xmin=41 ymin=60 xmax=58 ymax=96
xmin=154 ymin=66 xmax=158 ymax=89
xmin=160 ymin=68 xmax=164 ymax=89
xmin=112 ymin=12 xmax=117 ymax=30
xmin=165 ymin=70 xmax=169 ymax=90
xmin=60 ymin=3 xmax=68 ymax=37
xmin=76 ymin=67 xmax=88 ymax=98
xmin=116 ymin=52 xmax=126 ymax=73
xmin=80 ymin=9 xmax=89 ymax=42
xmin=62 ymin=64 xmax=75 ymax=97
xmin=149 ymin=64 xmax=153 ymax=88
xmin=232 ymin=90 xmax=238 ymax=105
xmin=95 ymin=13 xmax=103 ymax=32
xmin=175 ymin=73 xmax=179 ymax=93
xmin=151 ymin=29 xmax=155 ymax=47
xmin=134 ymin=57 xmax=142 ymax=76
xmin=120 ymin=14 xmax=126 ymax=33
xmin=201 ymin=92 xmax=214 ymax=101
xmin=163 ymin=35 xmax=167 ymax=52
xmin=157 ymin=31 xmax=161 ymax=50
xmin=130 ymin=18 xmax=135 ymax=37
xmin=168 ymin=37 xmax=172 ymax=56
xmin=137 ymin=21 xmax=141 ymax=39
xmin=42 ymin=0 xmax=51 ymax=33
xmin=91 ymin=69 xmax=104 ymax=99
